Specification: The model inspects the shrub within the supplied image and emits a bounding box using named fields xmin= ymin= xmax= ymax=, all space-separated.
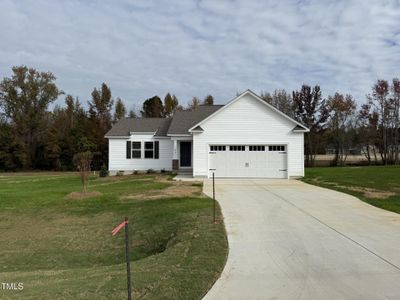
xmin=147 ymin=169 xmax=155 ymax=174
xmin=99 ymin=164 xmax=108 ymax=177
xmin=116 ymin=170 xmax=124 ymax=176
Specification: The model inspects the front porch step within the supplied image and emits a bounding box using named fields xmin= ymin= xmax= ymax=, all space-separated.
xmin=177 ymin=169 xmax=193 ymax=175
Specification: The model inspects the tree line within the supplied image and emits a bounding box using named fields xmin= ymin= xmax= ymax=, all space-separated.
xmin=1 ymin=65 xmax=399 ymax=171
xmin=0 ymin=66 xmax=214 ymax=171
xmin=261 ymin=80 xmax=400 ymax=166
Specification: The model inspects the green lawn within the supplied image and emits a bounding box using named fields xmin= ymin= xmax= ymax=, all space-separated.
xmin=303 ymin=166 xmax=400 ymax=213
xmin=0 ymin=173 xmax=227 ymax=299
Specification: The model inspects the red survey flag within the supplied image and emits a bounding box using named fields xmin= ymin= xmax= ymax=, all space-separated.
xmin=112 ymin=220 xmax=128 ymax=236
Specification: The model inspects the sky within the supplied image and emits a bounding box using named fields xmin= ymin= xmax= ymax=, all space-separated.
xmin=1 ymin=0 xmax=400 ymax=110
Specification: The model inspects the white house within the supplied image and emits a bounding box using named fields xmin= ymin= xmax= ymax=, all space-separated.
xmin=105 ymin=90 xmax=309 ymax=178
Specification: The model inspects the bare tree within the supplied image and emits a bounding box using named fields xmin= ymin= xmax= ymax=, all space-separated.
xmin=73 ymin=152 xmax=93 ymax=192
xmin=326 ymin=93 xmax=357 ymax=166
xmin=260 ymin=89 xmax=294 ymax=117
xmin=357 ymin=104 xmax=379 ymax=164
xmin=390 ymin=78 xmax=400 ymax=164
xmin=369 ymin=80 xmax=390 ymax=164
xmin=187 ymin=97 xmax=201 ymax=110
xmin=368 ymin=79 xmax=400 ymax=164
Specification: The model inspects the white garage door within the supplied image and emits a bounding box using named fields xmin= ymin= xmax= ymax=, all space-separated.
xmin=208 ymin=145 xmax=287 ymax=178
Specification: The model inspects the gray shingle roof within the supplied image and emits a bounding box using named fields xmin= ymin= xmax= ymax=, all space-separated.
xmin=167 ymin=105 xmax=223 ymax=135
xmin=105 ymin=105 xmax=223 ymax=137
xmin=105 ymin=118 xmax=172 ymax=137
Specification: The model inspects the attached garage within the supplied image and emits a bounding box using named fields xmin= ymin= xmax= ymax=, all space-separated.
xmin=208 ymin=144 xmax=287 ymax=178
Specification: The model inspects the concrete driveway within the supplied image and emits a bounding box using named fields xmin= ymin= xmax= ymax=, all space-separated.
xmin=202 ymin=179 xmax=400 ymax=300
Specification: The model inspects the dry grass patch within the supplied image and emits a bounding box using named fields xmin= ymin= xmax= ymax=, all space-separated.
xmin=121 ymin=180 xmax=204 ymax=201
xmin=65 ymin=191 xmax=102 ymax=200
xmin=309 ymin=178 xmax=396 ymax=199
xmin=343 ymin=186 xmax=395 ymax=199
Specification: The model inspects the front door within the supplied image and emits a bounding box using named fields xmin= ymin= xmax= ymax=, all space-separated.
xmin=180 ymin=141 xmax=192 ymax=167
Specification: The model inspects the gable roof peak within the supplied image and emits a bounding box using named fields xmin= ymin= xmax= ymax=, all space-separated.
xmin=188 ymin=89 xmax=309 ymax=132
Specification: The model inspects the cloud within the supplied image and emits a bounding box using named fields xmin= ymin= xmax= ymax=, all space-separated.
xmin=0 ymin=0 xmax=400 ymax=109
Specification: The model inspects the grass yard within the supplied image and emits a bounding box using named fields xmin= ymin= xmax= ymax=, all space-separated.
xmin=303 ymin=165 xmax=400 ymax=214
xmin=0 ymin=173 xmax=227 ymax=299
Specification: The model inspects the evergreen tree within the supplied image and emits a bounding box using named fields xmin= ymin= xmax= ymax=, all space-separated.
xmin=113 ymin=97 xmax=126 ymax=122
xmin=87 ymin=83 xmax=114 ymax=169
xmin=203 ymin=94 xmax=214 ymax=105
xmin=292 ymin=85 xmax=329 ymax=167
xmin=164 ymin=93 xmax=180 ymax=117
xmin=141 ymin=96 xmax=163 ymax=117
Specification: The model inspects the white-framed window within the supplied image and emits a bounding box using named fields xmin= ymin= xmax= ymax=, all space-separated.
xmin=144 ymin=141 xmax=159 ymax=159
xmin=249 ymin=145 xmax=265 ymax=151
xmin=229 ymin=145 xmax=245 ymax=151
xmin=145 ymin=142 xmax=154 ymax=158
xmin=210 ymin=145 xmax=226 ymax=151
xmin=268 ymin=145 xmax=285 ymax=151
xmin=132 ymin=141 xmax=141 ymax=158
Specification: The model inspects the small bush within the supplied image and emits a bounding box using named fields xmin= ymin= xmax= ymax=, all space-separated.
xmin=116 ymin=170 xmax=124 ymax=176
xmin=147 ymin=169 xmax=155 ymax=174
xmin=99 ymin=165 xmax=108 ymax=177
xmin=132 ymin=170 xmax=139 ymax=175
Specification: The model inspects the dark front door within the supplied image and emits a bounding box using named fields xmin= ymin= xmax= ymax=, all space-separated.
xmin=180 ymin=141 xmax=192 ymax=167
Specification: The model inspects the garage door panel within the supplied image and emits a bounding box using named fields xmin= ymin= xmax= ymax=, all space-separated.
xmin=208 ymin=145 xmax=287 ymax=178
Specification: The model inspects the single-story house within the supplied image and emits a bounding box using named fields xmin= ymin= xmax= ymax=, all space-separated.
xmin=105 ymin=90 xmax=309 ymax=178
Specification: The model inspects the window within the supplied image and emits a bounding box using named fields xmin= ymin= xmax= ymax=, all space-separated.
xmin=145 ymin=142 xmax=154 ymax=158
xmin=143 ymin=141 xmax=159 ymax=159
xmin=210 ymin=145 xmax=226 ymax=151
xmin=249 ymin=145 xmax=265 ymax=151
xmin=132 ymin=142 xmax=141 ymax=158
xmin=229 ymin=145 xmax=245 ymax=151
xmin=268 ymin=145 xmax=285 ymax=152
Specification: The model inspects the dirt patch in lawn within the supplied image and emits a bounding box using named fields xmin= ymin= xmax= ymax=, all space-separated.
xmin=335 ymin=184 xmax=396 ymax=199
xmin=121 ymin=181 xmax=204 ymax=201
xmin=65 ymin=191 xmax=103 ymax=200
xmin=307 ymin=178 xmax=396 ymax=199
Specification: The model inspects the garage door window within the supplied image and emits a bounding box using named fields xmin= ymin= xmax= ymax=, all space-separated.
xmin=229 ymin=145 xmax=245 ymax=151
xmin=210 ymin=145 xmax=226 ymax=151
xmin=269 ymin=145 xmax=285 ymax=151
xmin=249 ymin=145 xmax=265 ymax=151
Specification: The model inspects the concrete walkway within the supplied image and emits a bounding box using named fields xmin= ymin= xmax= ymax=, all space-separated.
xmin=202 ymin=179 xmax=400 ymax=300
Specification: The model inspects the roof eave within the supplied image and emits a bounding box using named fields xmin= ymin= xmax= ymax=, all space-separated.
xmin=167 ymin=133 xmax=191 ymax=137
xmin=105 ymin=135 xmax=130 ymax=139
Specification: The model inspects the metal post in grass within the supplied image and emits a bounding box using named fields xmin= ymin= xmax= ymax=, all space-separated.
xmin=213 ymin=172 xmax=216 ymax=224
xmin=124 ymin=217 xmax=132 ymax=300
xmin=112 ymin=217 xmax=132 ymax=300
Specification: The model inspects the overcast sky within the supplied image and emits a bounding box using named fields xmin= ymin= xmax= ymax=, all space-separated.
xmin=1 ymin=0 xmax=400 ymax=109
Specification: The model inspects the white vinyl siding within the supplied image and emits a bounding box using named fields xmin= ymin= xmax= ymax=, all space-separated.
xmin=192 ymin=93 xmax=304 ymax=178
xmin=109 ymin=135 xmax=172 ymax=173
